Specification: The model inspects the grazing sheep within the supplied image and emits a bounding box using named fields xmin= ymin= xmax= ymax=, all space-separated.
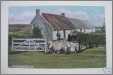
xmin=47 ymin=41 xmax=54 ymax=53
xmin=52 ymin=40 xmax=65 ymax=54
xmin=47 ymin=40 xmax=79 ymax=54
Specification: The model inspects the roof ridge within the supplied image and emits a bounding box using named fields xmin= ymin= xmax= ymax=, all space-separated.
xmin=42 ymin=13 xmax=64 ymax=17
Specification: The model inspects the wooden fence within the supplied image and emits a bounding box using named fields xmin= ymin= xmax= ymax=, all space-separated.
xmin=12 ymin=38 xmax=47 ymax=52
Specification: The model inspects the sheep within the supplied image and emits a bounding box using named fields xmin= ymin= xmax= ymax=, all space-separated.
xmin=47 ymin=40 xmax=79 ymax=54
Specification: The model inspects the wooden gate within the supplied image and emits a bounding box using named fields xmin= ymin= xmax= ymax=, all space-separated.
xmin=12 ymin=38 xmax=47 ymax=52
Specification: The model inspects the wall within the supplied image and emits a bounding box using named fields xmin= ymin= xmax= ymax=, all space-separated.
xmin=65 ymin=30 xmax=72 ymax=40
xmin=52 ymin=30 xmax=72 ymax=40
xmin=53 ymin=30 xmax=64 ymax=40
xmin=31 ymin=15 xmax=53 ymax=41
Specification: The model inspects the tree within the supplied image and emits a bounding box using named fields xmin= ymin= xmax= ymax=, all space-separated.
xmin=32 ymin=27 xmax=43 ymax=38
xmin=101 ymin=25 xmax=105 ymax=32
xmin=93 ymin=33 xmax=105 ymax=47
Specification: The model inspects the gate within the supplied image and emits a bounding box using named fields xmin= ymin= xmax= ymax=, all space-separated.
xmin=12 ymin=38 xmax=47 ymax=52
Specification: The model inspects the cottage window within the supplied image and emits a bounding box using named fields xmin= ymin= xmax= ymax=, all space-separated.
xmin=56 ymin=31 xmax=61 ymax=40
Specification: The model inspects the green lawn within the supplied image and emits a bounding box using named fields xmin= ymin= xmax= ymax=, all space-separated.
xmin=8 ymin=47 xmax=106 ymax=68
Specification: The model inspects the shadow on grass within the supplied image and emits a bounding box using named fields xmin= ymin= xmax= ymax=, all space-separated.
xmin=78 ymin=48 xmax=88 ymax=53
xmin=78 ymin=47 xmax=100 ymax=53
xmin=9 ymin=51 xmax=28 ymax=55
xmin=8 ymin=48 xmax=92 ymax=55
xmin=8 ymin=50 xmax=87 ymax=55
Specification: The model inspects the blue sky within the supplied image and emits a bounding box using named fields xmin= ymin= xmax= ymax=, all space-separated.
xmin=9 ymin=6 xmax=105 ymax=26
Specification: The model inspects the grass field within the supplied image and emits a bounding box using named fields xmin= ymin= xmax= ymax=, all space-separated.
xmin=8 ymin=47 xmax=106 ymax=68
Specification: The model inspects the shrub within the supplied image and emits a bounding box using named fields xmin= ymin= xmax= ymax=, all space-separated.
xmin=70 ymin=32 xmax=105 ymax=50
xmin=32 ymin=27 xmax=43 ymax=38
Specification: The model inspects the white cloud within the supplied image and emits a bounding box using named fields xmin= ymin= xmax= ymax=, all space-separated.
xmin=9 ymin=10 xmax=35 ymax=24
xmin=89 ymin=13 xmax=105 ymax=26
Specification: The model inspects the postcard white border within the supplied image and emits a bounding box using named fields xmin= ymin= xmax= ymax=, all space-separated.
xmin=1 ymin=1 xmax=112 ymax=74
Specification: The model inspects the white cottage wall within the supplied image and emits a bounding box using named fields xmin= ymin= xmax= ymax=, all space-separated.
xmin=53 ymin=30 xmax=64 ymax=40
xmin=65 ymin=30 xmax=72 ymax=40
xmin=52 ymin=30 xmax=73 ymax=40
xmin=53 ymin=31 xmax=57 ymax=40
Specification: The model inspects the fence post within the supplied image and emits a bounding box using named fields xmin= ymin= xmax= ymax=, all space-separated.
xmin=12 ymin=39 xmax=14 ymax=51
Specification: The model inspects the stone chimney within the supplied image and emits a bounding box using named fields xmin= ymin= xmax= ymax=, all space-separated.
xmin=36 ymin=9 xmax=40 ymax=16
xmin=61 ymin=13 xmax=65 ymax=17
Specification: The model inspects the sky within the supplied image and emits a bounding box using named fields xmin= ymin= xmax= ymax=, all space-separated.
xmin=8 ymin=6 xmax=105 ymax=26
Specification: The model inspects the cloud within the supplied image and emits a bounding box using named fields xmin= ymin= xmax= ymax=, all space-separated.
xmin=9 ymin=10 xmax=35 ymax=24
xmin=89 ymin=13 xmax=105 ymax=26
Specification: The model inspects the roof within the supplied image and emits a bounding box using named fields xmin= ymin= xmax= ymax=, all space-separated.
xmin=42 ymin=13 xmax=75 ymax=30
xmin=70 ymin=18 xmax=94 ymax=29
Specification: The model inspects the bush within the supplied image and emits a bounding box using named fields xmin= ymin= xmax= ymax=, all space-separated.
xmin=8 ymin=34 xmax=12 ymax=53
xmin=70 ymin=32 xmax=105 ymax=50
xmin=32 ymin=27 xmax=43 ymax=38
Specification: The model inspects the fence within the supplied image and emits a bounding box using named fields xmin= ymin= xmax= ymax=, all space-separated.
xmin=12 ymin=38 xmax=47 ymax=52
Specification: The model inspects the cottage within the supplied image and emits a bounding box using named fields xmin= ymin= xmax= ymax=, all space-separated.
xmin=31 ymin=9 xmax=75 ymax=41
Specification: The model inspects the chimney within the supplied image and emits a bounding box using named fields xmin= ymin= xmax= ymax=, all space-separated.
xmin=61 ymin=13 xmax=65 ymax=17
xmin=36 ymin=9 xmax=40 ymax=16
